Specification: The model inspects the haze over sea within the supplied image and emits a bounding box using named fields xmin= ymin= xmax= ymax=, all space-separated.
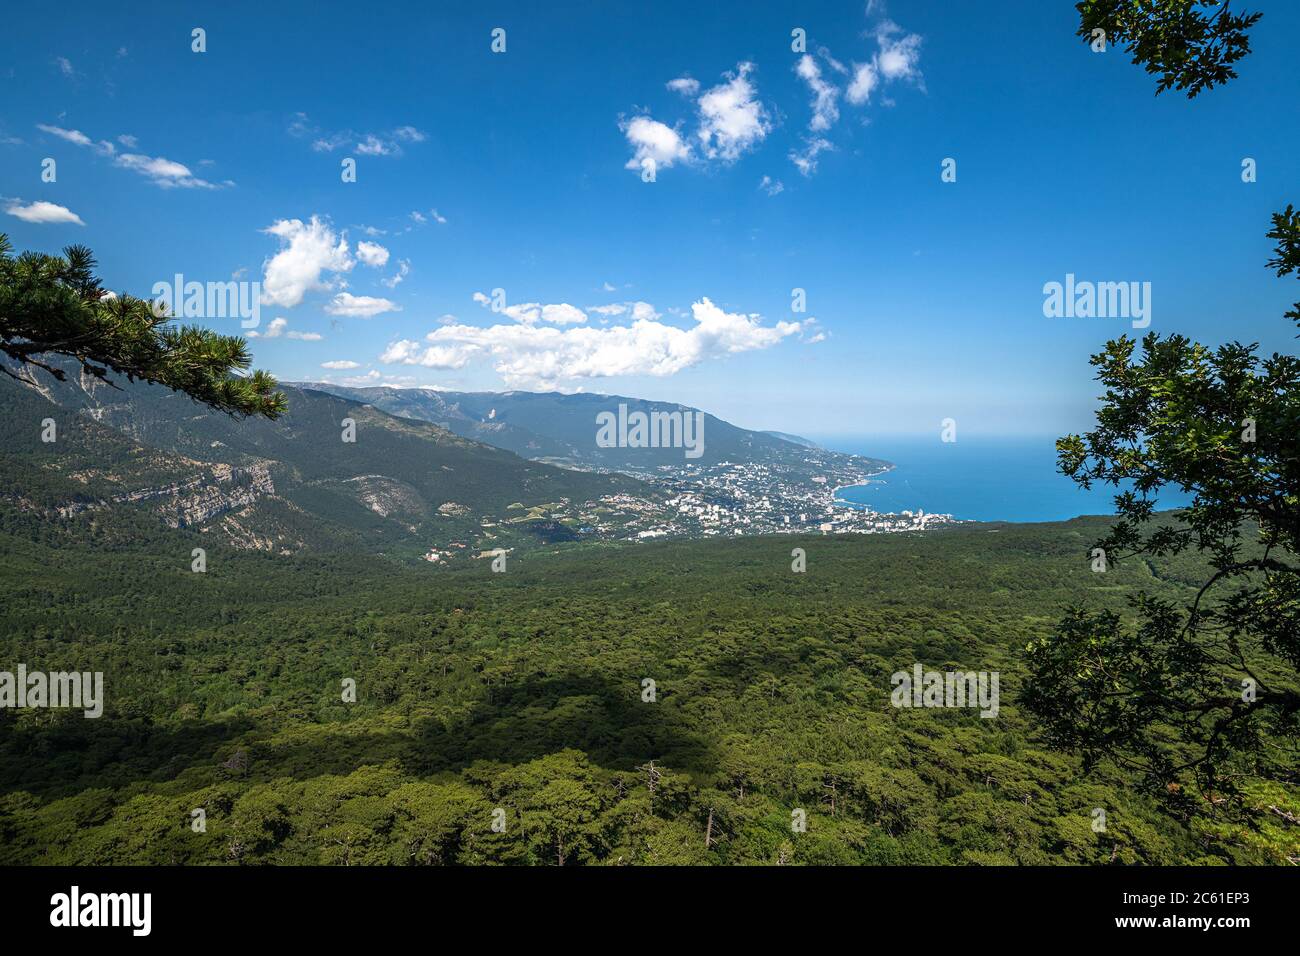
xmin=817 ymin=436 xmax=1194 ymax=524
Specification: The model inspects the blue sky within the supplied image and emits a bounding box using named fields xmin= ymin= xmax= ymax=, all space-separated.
xmin=2 ymin=0 xmax=1298 ymax=438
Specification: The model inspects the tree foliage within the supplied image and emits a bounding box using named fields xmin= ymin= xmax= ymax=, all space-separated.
xmin=1031 ymin=232 xmax=1299 ymax=819
xmin=1027 ymin=4 xmax=1297 ymax=851
xmin=1077 ymin=0 xmax=1262 ymax=98
xmin=0 ymin=234 xmax=285 ymax=419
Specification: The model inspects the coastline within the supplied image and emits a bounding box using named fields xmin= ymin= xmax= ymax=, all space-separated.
xmin=831 ymin=463 xmax=894 ymax=510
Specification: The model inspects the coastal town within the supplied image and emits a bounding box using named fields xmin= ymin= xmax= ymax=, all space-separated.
xmin=422 ymin=453 xmax=962 ymax=562
xmin=608 ymin=458 xmax=962 ymax=539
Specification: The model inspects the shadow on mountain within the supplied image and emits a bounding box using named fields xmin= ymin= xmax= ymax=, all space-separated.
xmin=0 ymin=672 xmax=715 ymax=801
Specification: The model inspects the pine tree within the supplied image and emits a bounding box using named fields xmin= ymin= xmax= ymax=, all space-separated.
xmin=0 ymin=234 xmax=285 ymax=418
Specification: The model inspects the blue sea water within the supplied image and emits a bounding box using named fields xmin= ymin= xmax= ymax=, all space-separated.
xmin=815 ymin=435 xmax=1193 ymax=524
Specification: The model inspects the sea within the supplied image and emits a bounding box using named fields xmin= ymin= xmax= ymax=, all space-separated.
xmin=815 ymin=435 xmax=1193 ymax=524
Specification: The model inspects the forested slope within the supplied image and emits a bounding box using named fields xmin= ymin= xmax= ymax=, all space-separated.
xmin=2 ymin=504 xmax=1287 ymax=865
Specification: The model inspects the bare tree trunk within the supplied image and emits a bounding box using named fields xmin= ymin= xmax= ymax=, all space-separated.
xmin=705 ymin=807 xmax=715 ymax=848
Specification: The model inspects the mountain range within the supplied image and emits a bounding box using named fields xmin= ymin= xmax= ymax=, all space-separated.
xmin=1 ymin=365 xmax=886 ymax=562
xmin=297 ymin=384 xmax=882 ymax=478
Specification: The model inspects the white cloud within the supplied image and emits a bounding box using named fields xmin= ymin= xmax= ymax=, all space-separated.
xmin=759 ymin=175 xmax=784 ymax=196
xmin=666 ymin=76 xmax=700 ymax=96
xmin=621 ymin=116 xmax=691 ymax=172
xmin=473 ymin=294 xmax=589 ymax=326
xmin=430 ymin=208 xmax=447 ymax=224
xmin=55 ymin=57 xmax=75 ymax=77
xmin=117 ymin=134 xmax=138 ymax=148
xmin=248 ymin=317 xmax=320 ymax=341
xmin=325 ymin=292 xmax=400 ymax=318
xmin=356 ymin=240 xmax=390 ymax=268
xmin=795 ymin=55 xmax=839 ymax=132
xmin=819 ymin=47 xmax=849 ymax=75
xmin=260 ymin=216 xmax=355 ymax=308
xmin=396 ymin=296 xmax=800 ymax=389
xmin=696 ymin=63 xmax=771 ymax=163
xmin=790 ymin=138 xmax=833 ymax=177
xmin=321 ymin=360 xmax=361 ymax=369
xmin=312 ymin=132 xmax=351 ymax=152
xmin=382 ymin=259 xmax=411 ymax=289
xmin=37 ymin=123 xmax=221 ymax=188
xmin=116 ymin=152 xmax=218 ymax=189
xmin=875 ymin=21 xmax=923 ymax=84
xmin=845 ymin=21 xmax=922 ymax=108
xmin=356 ymin=134 xmax=394 ymax=156
xmin=585 ymin=301 xmax=660 ymax=321
xmin=37 ymin=124 xmax=112 ymax=155
xmin=289 ymin=115 xmax=425 ymax=157
xmin=4 ymin=200 xmax=84 ymax=225
xmin=845 ymin=62 xmax=879 ymax=105
xmin=379 ymin=340 xmax=475 ymax=369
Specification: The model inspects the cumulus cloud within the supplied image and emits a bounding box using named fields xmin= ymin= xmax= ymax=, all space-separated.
xmin=790 ymin=138 xmax=833 ymax=177
xmin=382 ymin=259 xmax=411 ymax=289
xmin=37 ymin=123 xmax=112 ymax=155
xmin=795 ymin=55 xmax=839 ymax=132
xmin=4 ymin=200 xmax=84 ymax=225
xmin=116 ymin=152 xmax=219 ymax=189
xmin=845 ymin=21 xmax=922 ymax=107
xmin=261 ymin=317 xmax=288 ymax=338
xmin=37 ymin=123 xmax=223 ymax=188
xmin=586 ymin=301 xmax=660 ymax=322
xmin=385 ymin=296 xmax=801 ymax=389
xmin=325 ymin=292 xmax=400 ymax=318
xmin=287 ymin=115 xmax=425 ymax=157
xmin=845 ymin=62 xmax=879 ymax=105
xmin=379 ymin=340 xmax=475 ymax=369
xmin=260 ymin=216 xmax=355 ymax=308
xmin=621 ymin=116 xmax=691 ymax=172
xmin=356 ymin=240 xmax=390 ymax=268
xmin=408 ymin=208 xmax=447 ymax=227
xmin=696 ymin=63 xmax=771 ymax=162
xmin=321 ymin=360 xmax=361 ymax=369
xmin=311 ymin=132 xmax=351 ymax=153
xmin=622 ymin=63 xmax=771 ymax=174
xmin=355 ymin=134 xmax=394 ymax=156
xmin=875 ymin=21 xmax=924 ymax=84
xmin=759 ymin=175 xmax=785 ymax=196
xmin=473 ymin=293 xmax=589 ymax=326
xmin=781 ymin=17 xmax=923 ymax=176
xmin=247 ymin=316 xmax=324 ymax=341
